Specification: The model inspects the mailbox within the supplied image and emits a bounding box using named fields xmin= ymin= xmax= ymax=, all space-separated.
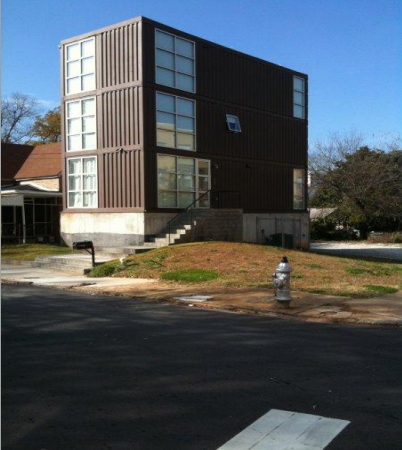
xmin=72 ymin=240 xmax=96 ymax=267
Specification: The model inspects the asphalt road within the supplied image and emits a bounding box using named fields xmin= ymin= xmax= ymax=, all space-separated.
xmin=310 ymin=242 xmax=402 ymax=261
xmin=2 ymin=284 xmax=402 ymax=450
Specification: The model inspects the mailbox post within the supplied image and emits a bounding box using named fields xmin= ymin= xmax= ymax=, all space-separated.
xmin=72 ymin=241 xmax=96 ymax=267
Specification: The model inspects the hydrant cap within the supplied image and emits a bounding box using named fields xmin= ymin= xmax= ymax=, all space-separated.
xmin=281 ymin=256 xmax=288 ymax=263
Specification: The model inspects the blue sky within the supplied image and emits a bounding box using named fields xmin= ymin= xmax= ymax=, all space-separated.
xmin=2 ymin=0 xmax=401 ymax=146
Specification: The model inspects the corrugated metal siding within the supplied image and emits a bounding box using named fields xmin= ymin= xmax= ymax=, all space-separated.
xmin=100 ymin=150 xmax=143 ymax=208
xmin=99 ymin=21 xmax=141 ymax=88
xmin=99 ymin=87 xmax=142 ymax=150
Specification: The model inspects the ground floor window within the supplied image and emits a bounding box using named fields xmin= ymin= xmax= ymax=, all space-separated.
xmin=157 ymin=154 xmax=210 ymax=208
xmin=293 ymin=168 xmax=306 ymax=210
xmin=67 ymin=156 xmax=97 ymax=208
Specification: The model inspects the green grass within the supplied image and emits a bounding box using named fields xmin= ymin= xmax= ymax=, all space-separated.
xmin=89 ymin=260 xmax=122 ymax=277
xmin=161 ymin=269 xmax=219 ymax=283
xmin=1 ymin=243 xmax=75 ymax=261
xmin=363 ymin=285 xmax=398 ymax=295
xmin=306 ymin=263 xmax=324 ymax=269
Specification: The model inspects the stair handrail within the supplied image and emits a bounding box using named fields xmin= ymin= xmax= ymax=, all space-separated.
xmin=167 ymin=190 xmax=211 ymax=244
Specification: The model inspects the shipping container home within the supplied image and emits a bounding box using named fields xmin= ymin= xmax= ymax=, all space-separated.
xmin=60 ymin=17 xmax=309 ymax=250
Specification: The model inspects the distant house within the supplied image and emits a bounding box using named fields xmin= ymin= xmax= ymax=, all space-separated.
xmin=1 ymin=143 xmax=62 ymax=243
xmin=309 ymin=208 xmax=337 ymax=221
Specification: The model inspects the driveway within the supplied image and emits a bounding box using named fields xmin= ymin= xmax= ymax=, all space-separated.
xmin=2 ymin=284 xmax=402 ymax=449
xmin=310 ymin=242 xmax=402 ymax=261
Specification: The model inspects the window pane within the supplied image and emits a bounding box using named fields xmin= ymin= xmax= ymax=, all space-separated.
xmin=157 ymin=129 xmax=175 ymax=148
xmin=178 ymin=174 xmax=195 ymax=191
xmin=67 ymin=101 xmax=80 ymax=118
xmin=294 ymin=105 xmax=304 ymax=119
xmin=176 ymin=38 xmax=194 ymax=58
xmin=82 ymin=133 xmax=96 ymax=150
xmin=83 ymin=174 xmax=96 ymax=190
xmin=68 ymin=135 xmax=81 ymax=151
xmin=178 ymin=157 xmax=195 ymax=174
xmin=158 ymin=191 xmax=176 ymax=208
xmin=67 ymin=77 xmax=80 ymax=94
xmin=156 ymin=67 xmax=175 ymax=87
xmin=68 ymin=159 xmax=81 ymax=174
xmin=68 ymin=175 xmax=81 ymax=191
xmin=158 ymin=173 xmax=177 ymax=190
xmin=294 ymin=91 xmax=304 ymax=106
xmin=158 ymin=154 xmax=176 ymax=172
xmin=156 ymin=49 xmax=174 ymax=70
xmin=177 ymin=73 xmax=194 ymax=92
xmin=156 ymin=93 xmax=175 ymax=113
xmin=82 ymin=56 xmax=95 ymax=74
xmin=176 ymin=55 xmax=194 ymax=75
xmin=177 ymin=98 xmax=194 ymax=116
xmin=198 ymin=160 xmax=209 ymax=175
xmin=83 ymin=157 xmax=96 ymax=173
xmin=294 ymin=77 xmax=304 ymax=92
xmin=67 ymin=60 xmax=80 ymax=77
xmin=82 ymin=98 xmax=95 ymax=115
xmin=198 ymin=176 xmax=209 ymax=192
xmin=81 ymin=74 xmax=95 ymax=91
xmin=177 ymin=116 xmax=194 ymax=133
xmin=198 ymin=193 xmax=210 ymax=208
xmin=68 ymin=118 xmax=81 ymax=134
xmin=178 ymin=192 xmax=195 ymax=208
xmin=82 ymin=116 xmax=95 ymax=132
xmin=155 ymin=31 xmax=174 ymax=52
xmin=177 ymin=133 xmax=194 ymax=150
xmin=81 ymin=39 xmax=95 ymax=57
xmin=83 ymin=192 xmax=96 ymax=207
xmin=67 ymin=43 xmax=80 ymax=61
xmin=69 ymin=192 xmax=81 ymax=207
xmin=157 ymin=112 xmax=175 ymax=130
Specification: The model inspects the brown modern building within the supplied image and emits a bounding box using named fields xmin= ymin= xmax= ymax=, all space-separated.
xmin=60 ymin=16 xmax=309 ymax=249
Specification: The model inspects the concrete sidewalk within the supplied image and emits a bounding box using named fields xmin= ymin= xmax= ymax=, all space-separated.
xmin=2 ymin=263 xmax=401 ymax=326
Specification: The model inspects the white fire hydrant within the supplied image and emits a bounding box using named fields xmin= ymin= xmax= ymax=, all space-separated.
xmin=272 ymin=256 xmax=293 ymax=308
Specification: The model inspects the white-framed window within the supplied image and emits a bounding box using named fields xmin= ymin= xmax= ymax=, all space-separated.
xmin=226 ymin=114 xmax=241 ymax=133
xmin=67 ymin=156 xmax=97 ymax=208
xmin=156 ymin=92 xmax=195 ymax=151
xmin=293 ymin=168 xmax=305 ymax=210
xmin=155 ymin=29 xmax=195 ymax=93
xmin=157 ymin=154 xmax=210 ymax=208
xmin=293 ymin=76 xmax=306 ymax=119
xmin=65 ymin=38 xmax=96 ymax=95
xmin=66 ymin=97 xmax=96 ymax=152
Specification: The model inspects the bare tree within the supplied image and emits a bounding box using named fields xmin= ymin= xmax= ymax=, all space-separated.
xmin=1 ymin=93 xmax=39 ymax=144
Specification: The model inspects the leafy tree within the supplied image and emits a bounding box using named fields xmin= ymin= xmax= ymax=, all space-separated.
xmin=31 ymin=107 xmax=61 ymax=144
xmin=1 ymin=93 xmax=39 ymax=143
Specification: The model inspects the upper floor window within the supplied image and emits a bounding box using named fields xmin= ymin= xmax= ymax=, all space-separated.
xmin=66 ymin=97 xmax=96 ymax=151
xmin=293 ymin=168 xmax=306 ymax=210
xmin=65 ymin=38 xmax=96 ymax=95
xmin=156 ymin=92 xmax=195 ymax=151
xmin=155 ymin=30 xmax=195 ymax=93
xmin=293 ymin=76 xmax=305 ymax=119
xmin=226 ymin=115 xmax=241 ymax=133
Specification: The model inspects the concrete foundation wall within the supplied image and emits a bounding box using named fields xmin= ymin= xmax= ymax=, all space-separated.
xmin=144 ymin=212 xmax=176 ymax=236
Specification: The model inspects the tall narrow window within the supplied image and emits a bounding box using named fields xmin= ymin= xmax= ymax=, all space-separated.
xmin=67 ymin=157 xmax=97 ymax=208
xmin=66 ymin=97 xmax=96 ymax=151
xmin=155 ymin=30 xmax=195 ymax=93
xmin=156 ymin=92 xmax=195 ymax=151
xmin=65 ymin=38 xmax=95 ymax=95
xmin=293 ymin=168 xmax=305 ymax=210
xmin=293 ymin=76 xmax=305 ymax=119
xmin=157 ymin=154 xmax=210 ymax=208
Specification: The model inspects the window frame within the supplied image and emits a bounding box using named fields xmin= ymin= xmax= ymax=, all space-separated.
xmin=65 ymin=37 xmax=96 ymax=96
xmin=226 ymin=114 xmax=242 ymax=133
xmin=65 ymin=96 xmax=97 ymax=152
xmin=157 ymin=154 xmax=211 ymax=209
xmin=67 ymin=156 xmax=98 ymax=209
xmin=154 ymin=28 xmax=196 ymax=93
xmin=155 ymin=91 xmax=196 ymax=152
xmin=293 ymin=168 xmax=306 ymax=210
xmin=293 ymin=76 xmax=306 ymax=120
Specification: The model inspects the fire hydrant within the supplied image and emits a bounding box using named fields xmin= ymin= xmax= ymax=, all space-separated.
xmin=272 ymin=256 xmax=293 ymax=308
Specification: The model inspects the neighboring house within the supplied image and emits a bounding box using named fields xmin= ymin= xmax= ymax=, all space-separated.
xmin=310 ymin=208 xmax=337 ymax=221
xmin=60 ymin=17 xmax=309 ymax=250
xmin=1 ymin=143 xmax=62 ymax=243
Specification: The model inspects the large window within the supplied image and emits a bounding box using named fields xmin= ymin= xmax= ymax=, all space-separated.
xmin=66 ymin=97 xmax=96 ymax=151
xmin=156 ymin=92 xmax=195 ymax=151
xmin=293 ymin=76 xmax=306 ymax=119
xmin=65 ymin=38 xmax=96 ymax=95
xmin=155 ymin=30 xmax=195 ymax=93
xmin=157 ymin=154 xmax=210 ymax=208
xmin=293 ymin=168 xmax=305 ymax=210
xmin=67 ymin=157 xmax=97 ymax=208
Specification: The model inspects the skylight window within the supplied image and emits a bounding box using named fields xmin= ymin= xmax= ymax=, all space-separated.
xmin=226 ymin=115 xmax=241 ymax=133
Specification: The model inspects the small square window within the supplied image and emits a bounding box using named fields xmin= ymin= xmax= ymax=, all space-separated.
xmin=226 ymin=115 xmax=241 ymax=133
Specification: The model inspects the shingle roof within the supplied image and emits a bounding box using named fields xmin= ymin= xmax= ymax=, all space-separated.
xmin=15 ymin=142 xmax=62 ymax=179
xmin=1 ymin=143 xmax=34 ymax=183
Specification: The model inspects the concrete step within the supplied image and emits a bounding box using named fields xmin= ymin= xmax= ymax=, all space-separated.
xmin=122 ymin=246 xmax=157 ymax=254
